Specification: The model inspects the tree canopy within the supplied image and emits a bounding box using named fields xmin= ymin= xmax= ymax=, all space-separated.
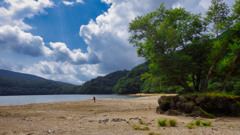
xmin=128 ymin=0 xmax=240 ymax=93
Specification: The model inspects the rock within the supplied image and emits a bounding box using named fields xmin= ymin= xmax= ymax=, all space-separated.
xmin=195 ymin=95 xmax=207 ymax=105
xmin=112 ymin=118 xmax=125 ymax=122
xmin=179 ymin=96 xmax=188 ymax=103
xmin=156 ymin=106 xmax=163 ymax=114
xmin=176 ymin=101 xmax=182 ymax=109
xmin=47 ymin=130 xmax=55 ymax=134
xmin=183 ymin=102 xmax=195 ymax=113
xmin=99 ymin=119 xmax=109 ymax=123
xmin=189 ymin=95 xmax=197 ymax=101
xmin=167 ymin=109 xmax=180 ymax=116
xmin=170 ymin=98 xmax=177 ymax=109
xmin=159 ymin=99 xmax=170 ymax=111
xmin=191 ymin=106 xmax=214 ymax=118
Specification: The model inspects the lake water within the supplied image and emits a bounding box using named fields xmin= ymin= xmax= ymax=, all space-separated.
xmin=0 ymin=94 xmax=139 ymax=106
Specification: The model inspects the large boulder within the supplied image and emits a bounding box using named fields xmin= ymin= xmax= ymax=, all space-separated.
xmin=183 ymin=102 xmax=195 ymax=113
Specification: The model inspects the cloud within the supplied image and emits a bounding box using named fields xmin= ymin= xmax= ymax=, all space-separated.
xmin=0 ymin=25 xmax=51 ymax=57
xmin=80 ymin=0 xmax=178 ymax=73
xmin=63 ymin=1 xmax=75 ymax=6
xmin=63 ymin=0 xmax=84 ymax=6
xmin=0 ymin=0 xmax=53 ymax=30
xmin=19 ymin=61 xmax=103 ymax=84
xmin=76 ymin=0 xmax=84 ymax=4
xmin=48 ymin=42 xmax=99 ymax=64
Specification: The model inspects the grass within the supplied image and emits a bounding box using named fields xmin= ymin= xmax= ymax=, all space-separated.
xmin=202 ymin=121 xmax=212 ymax=126
xmin=169 ymin=119 xmax=177 ymax=127
xmin=133 ymin=124 xmax=150 ymax=130
xmin=186 ymin=122 xmax=195 ymax=129
xmin=158 ymin=119 xmax=167 ymax=127
xmin=182 ymin=90 xmax=237 ymax=97
xmin=148 ymin=132 xmax=162 ymax=135
xmin=195 ymin=120 xmax=201 ymax=126
xmin=139 ymin=120 xmax=144 ymax=124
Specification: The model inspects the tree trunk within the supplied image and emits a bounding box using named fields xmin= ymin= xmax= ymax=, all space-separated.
xmin=203 ymin=50 xmax=225 ymax=91
xmin=178 ymin=79 xmax=193 ymax=93
xmin=192 ymin=74 xmax=196 ymax=90
xmin=218 ymin=55 xmax=240 ymax=90
xmin=195 ymin=73 xmax=201 ymax=91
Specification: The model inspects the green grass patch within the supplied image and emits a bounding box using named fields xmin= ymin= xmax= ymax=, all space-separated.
xmin=186 ymin=122 xmax=195 ymax=129
xmin=133 ymin=124 xmax=150 ymax=130
xmin=195 ymin=120 xmax=201 ymax=126
xmin=158 ymin=119 xmax=167 ymax=126
xmin=142 ymin=126 xmax=150 ymax=130
xmin=169 ymin=119 xmax=177 ymax=126
xmin=148 ymin=132 xmax=162 ymax=135
xmin=139 ymin=120 xmax=144 ymax=125
xmin=202 ymin=121 xmax=212 ymax=126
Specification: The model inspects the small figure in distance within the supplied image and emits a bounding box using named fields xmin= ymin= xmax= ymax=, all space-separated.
xmin=93 ymin=96 xmax=96 ymax=103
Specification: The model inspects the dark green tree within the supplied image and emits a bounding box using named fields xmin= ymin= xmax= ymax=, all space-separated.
xmin=129 ymin=4 xmax=207 ymax=92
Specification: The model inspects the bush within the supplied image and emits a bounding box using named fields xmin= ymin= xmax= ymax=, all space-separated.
xmin=202 ymin=121 xmax=212 ymax=126
xmin=195 ymin=120 xmax=201 ymax=126
xmin=139 ymin=120 xmax=144 ymax=124
xmin=142 ymin=126 xmax=150 ymax=130
xmin=133 ymin=124 xmax=150 ymax=130
xmin=158 ymin=119 xmax=167 ymax=126
xmin=148 ymin=132 xmax=161 ymax=135
xmin=169 ymin=119 xmax=177 ymax=126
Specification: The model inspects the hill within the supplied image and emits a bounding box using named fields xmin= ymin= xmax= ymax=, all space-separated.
xmin=75 ymin=70 xmax=129 ymax=94
xmin=0 ymin=69 xmax=46 ymax=81
xmin=0 ymin=69 xmax=76 ymax=95
xmin=114 ymin=61 xmax=150 ymax=94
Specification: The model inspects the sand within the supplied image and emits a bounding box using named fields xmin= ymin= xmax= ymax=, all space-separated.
xmin=0 ymin=95 xmax=240 ymax=135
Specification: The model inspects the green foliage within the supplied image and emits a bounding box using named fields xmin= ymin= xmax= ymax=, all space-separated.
xmin=114 ymin=61 xmax=150 ymax=94
xmin=201 ymin=121 xmax=212 ymax=126
xmin=186 ymin=123 xmax=195 ymax=129
xmin=0 ymin=77 xmax=76 ymax=95
xmin=139 ymin=120 xmax=144 ymax=125
xmin=132 ymin=124 xmax=150 ymax=130
xmin=142 ymin=126 xmax=150 ymax=130
xmin=76 ymin=70 xmax=128 ymax=94
xmin=169 ymin=119 xmax=177 ymax=127
xmin=128 ymin=0 xmax=240 ymax=94
xmin=195 ymin=120 xmax=201 ymax=126
xmin=157 ymin=119 xmax=167 ymax=127
xmin=148 ymin=132 xmax=162 ymax=135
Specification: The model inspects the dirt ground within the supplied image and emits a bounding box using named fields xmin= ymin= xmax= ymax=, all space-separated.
xmin=0 ymin=96 xmax=240 ymax=135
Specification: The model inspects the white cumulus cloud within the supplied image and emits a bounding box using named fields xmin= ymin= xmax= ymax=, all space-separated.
xmin=63 ymin=1 xmax=75 ymax=6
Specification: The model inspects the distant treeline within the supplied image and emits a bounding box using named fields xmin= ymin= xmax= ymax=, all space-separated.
xmin=0 ymin=77 xmax=76 ymax=95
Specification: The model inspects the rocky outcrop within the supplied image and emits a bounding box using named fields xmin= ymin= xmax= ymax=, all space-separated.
xmin=156 ymin=95 xmax=240 ymax=118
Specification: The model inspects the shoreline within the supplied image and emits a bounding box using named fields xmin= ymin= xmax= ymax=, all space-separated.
xmin=0 ymin=96 xmax=240 ymax=135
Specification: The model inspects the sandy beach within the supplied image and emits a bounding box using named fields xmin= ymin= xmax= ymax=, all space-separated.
xmin=0 ymin=95 xmax=240 ymax=135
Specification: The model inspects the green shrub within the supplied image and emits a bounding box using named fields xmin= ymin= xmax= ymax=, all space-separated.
xmin=195 ymin=120 xmax=201 ymax=126
xmin=142 ymin=126 xmax=150 ymax=130
xmin=158 ymin=119 xmax=167 ymax=126
xmin=169 ymin=119 xmax=177 ymax=126
xmin=133 ymin=124 xmax=141 ymax=130
xmin=133 ymin=124 xmax=150 ymax=130
xmin=202 ymin=121 xmax=212 ymax=126
xmin=186 ymin=122 xmax=195 ymax=129
xmin=148 ymin=132 xmax=161 ymax=135
xmin=139 ymin=120 xmax=144 ymax=125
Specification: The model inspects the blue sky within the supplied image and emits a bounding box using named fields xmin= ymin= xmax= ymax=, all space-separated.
xmin=0 ymin=0 xmax=235 ymax=84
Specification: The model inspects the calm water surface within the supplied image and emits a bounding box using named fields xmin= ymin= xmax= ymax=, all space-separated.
xmin=0 ymin=94 xmax=139 ymax=106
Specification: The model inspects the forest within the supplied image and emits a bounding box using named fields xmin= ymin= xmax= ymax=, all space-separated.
xmin=121 ymin=0 xmax=240 ymax=95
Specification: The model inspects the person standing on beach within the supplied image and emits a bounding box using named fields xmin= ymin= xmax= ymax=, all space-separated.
xmin=93 ymin=97 xmax=96 ymax=103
